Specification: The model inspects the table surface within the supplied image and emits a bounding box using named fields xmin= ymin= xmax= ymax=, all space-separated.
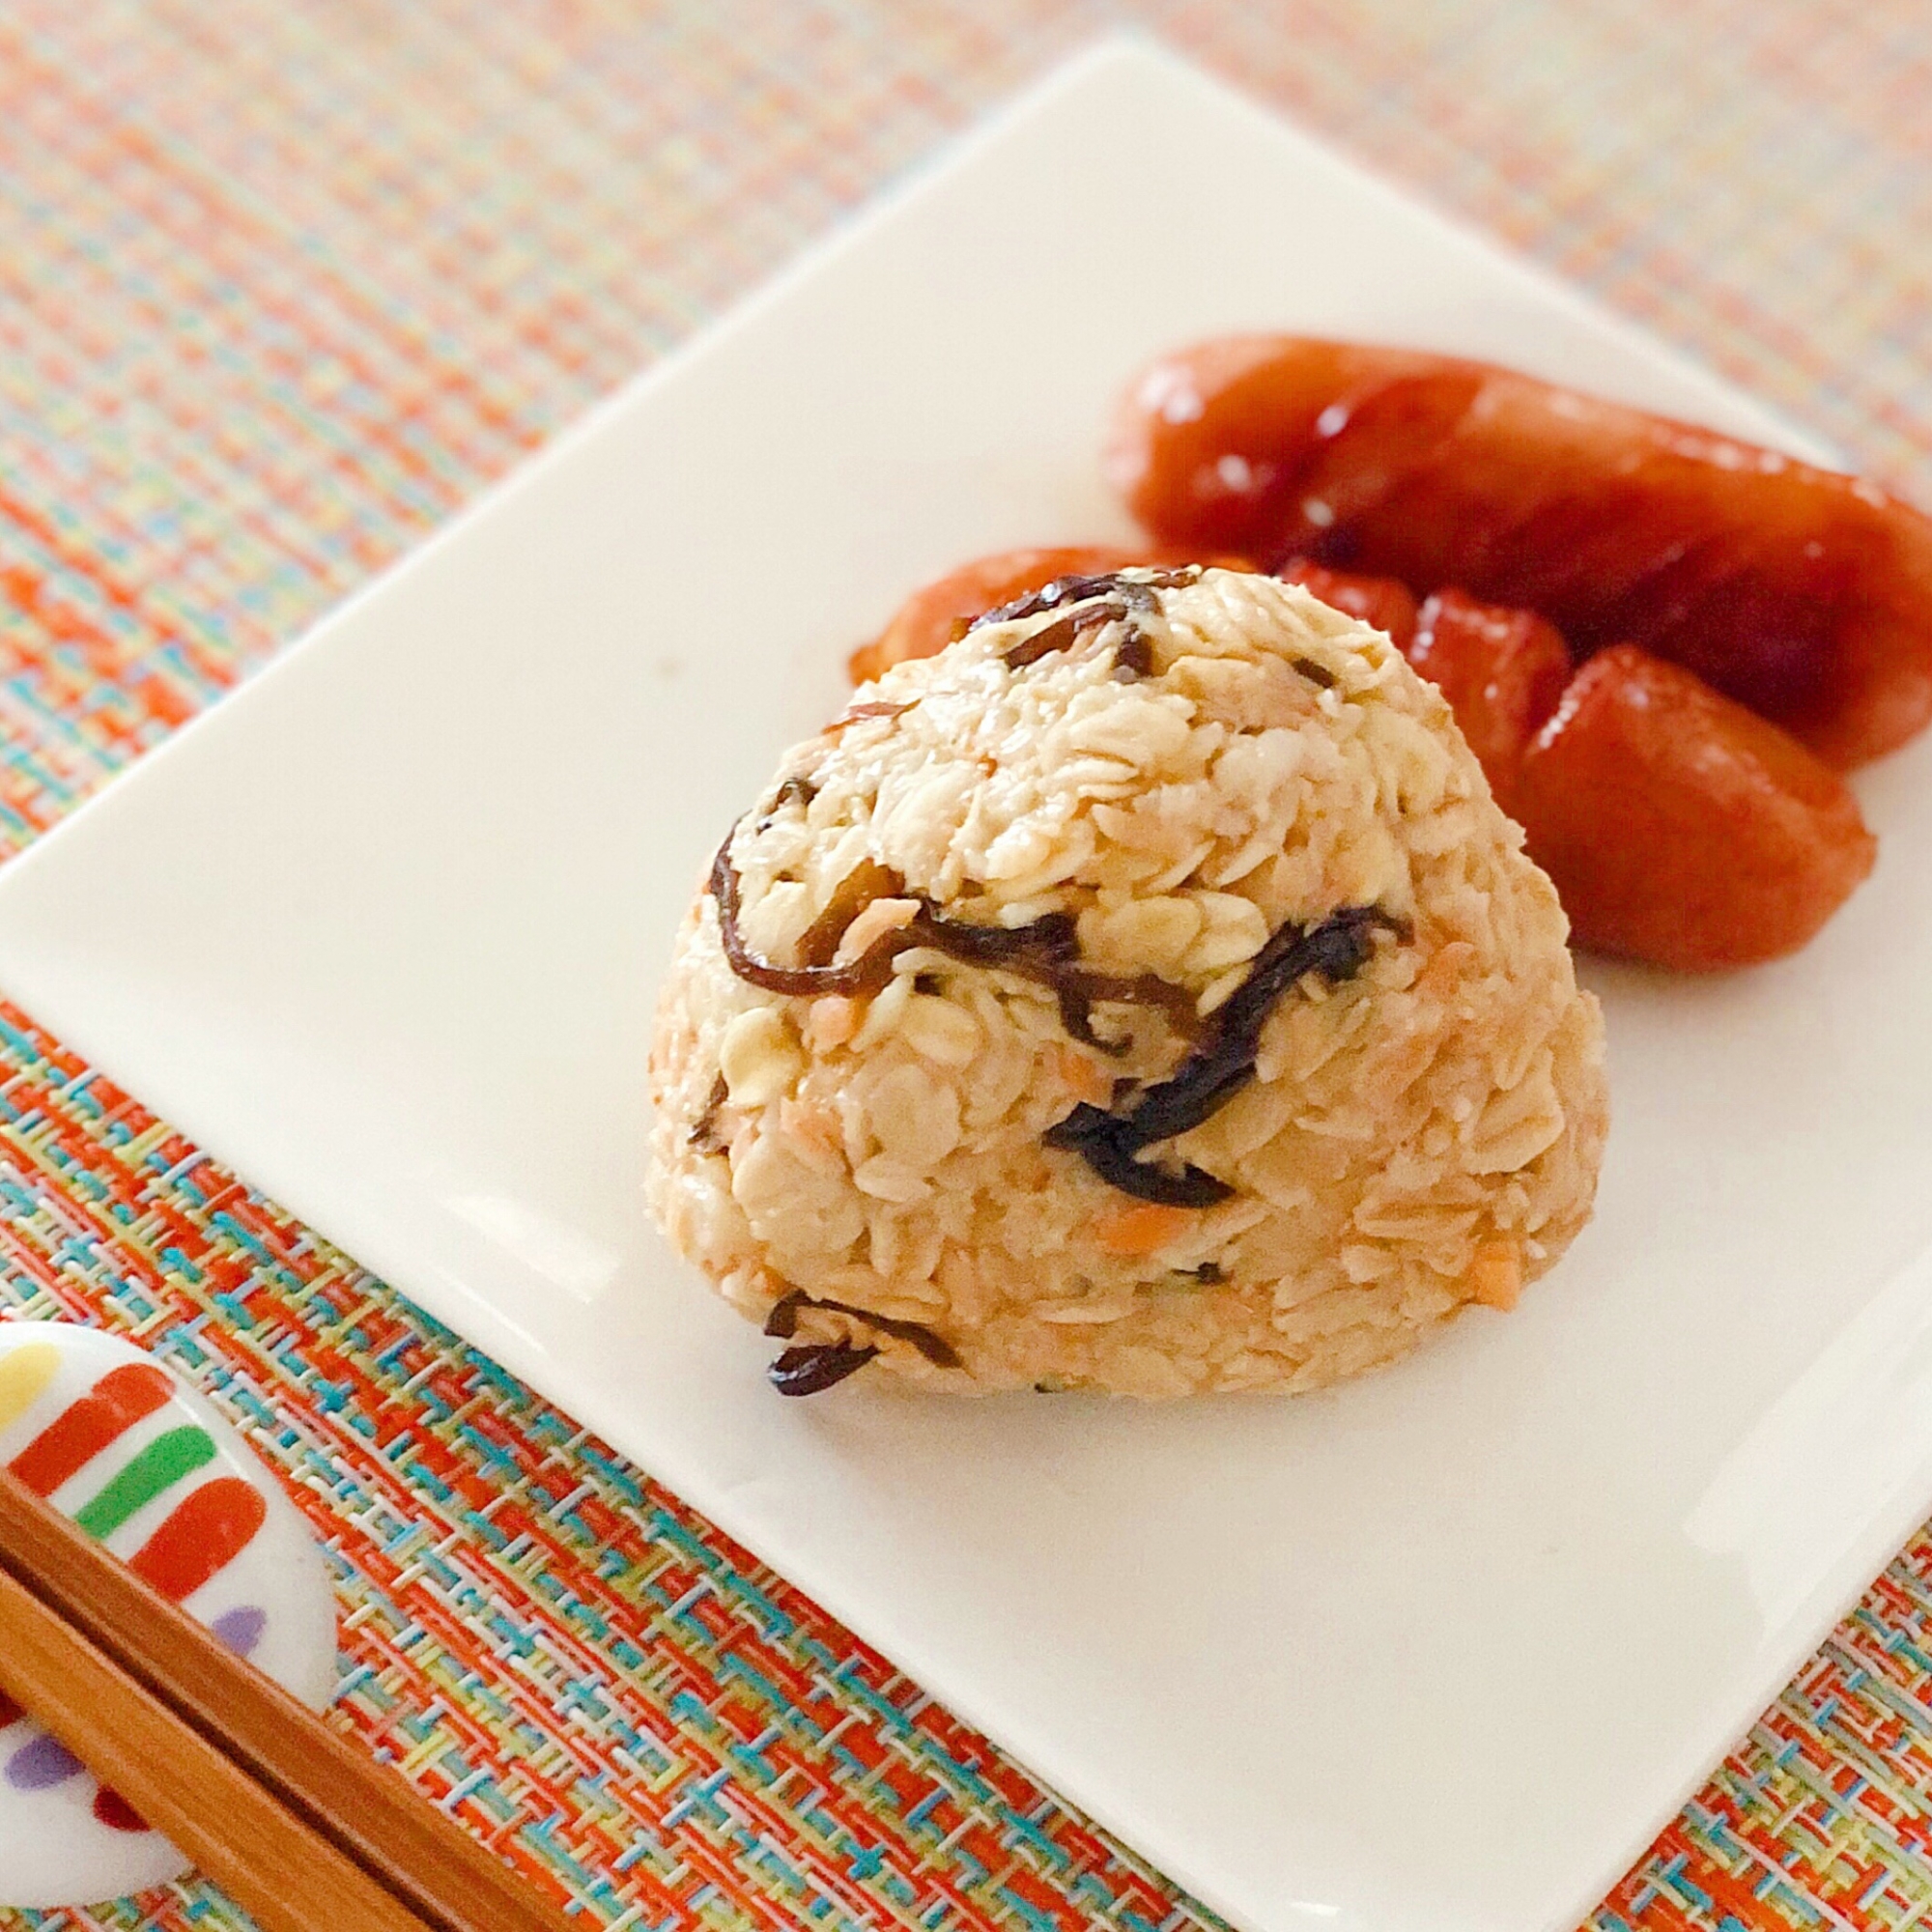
xmin=1 ymin=3 xmax=1928 ymax=1929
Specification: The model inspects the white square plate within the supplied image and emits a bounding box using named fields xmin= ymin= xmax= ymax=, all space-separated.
xmin=5 ymin=39 xmax=1932 ymax=1932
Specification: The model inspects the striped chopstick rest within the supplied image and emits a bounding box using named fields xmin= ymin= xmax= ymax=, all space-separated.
xmin=0 ymin=1329 xmax=573 ymax=1932
xmin=0 ymin=1550 xmax=434 ymax=1932
xmin=1 ymin=1350 xmax=265 ymax=1606
xmin=0 ymin=1466 xmax=577 ymax=1932
xmin=0 ymin=1330 xmax=331 ymax=1889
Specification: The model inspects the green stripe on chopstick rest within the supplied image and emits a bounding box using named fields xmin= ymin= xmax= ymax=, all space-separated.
xmin=73 ymin=1427 xmax=216 ymax=1540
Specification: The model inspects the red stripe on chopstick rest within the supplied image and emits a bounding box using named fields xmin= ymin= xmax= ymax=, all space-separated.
xmin=93 ymin=1480 xmax=269 ymax=1839
xmin=8 ymin=1365 xmax=172 ymax=1496
xmin=128 ymin=1479 xmax=267 ymax=1601
xmin=93 ymin=1787 xmax=147 ymax=1833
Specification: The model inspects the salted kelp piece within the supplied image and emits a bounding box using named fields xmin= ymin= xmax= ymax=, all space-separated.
xmin=710 ymin=843 xmax=1199 ymax=1047
xmin=972 ymin=565 xmax=1203 ymax=630
xmin=980 ymin=567 xmax=1203 ymax=675
xmin=768 ymin=1343 xmax=878 ymax=1397
xmin=1046 ymin=907 xmax=1398 ymax=1205
xmin=765 ymin=1290 xmax=959 ymax=1369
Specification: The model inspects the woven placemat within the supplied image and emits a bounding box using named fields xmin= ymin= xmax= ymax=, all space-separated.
xmin=2 ymin=4 xmax=1929 ymax=1927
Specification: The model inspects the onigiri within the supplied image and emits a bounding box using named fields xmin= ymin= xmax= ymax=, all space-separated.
xmin=648 ymin=566 xmax=1606 ymax=1397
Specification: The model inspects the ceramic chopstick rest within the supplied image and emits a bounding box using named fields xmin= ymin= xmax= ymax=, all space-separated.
xmin=0 ymin=1322 xmax=337 ymax=1910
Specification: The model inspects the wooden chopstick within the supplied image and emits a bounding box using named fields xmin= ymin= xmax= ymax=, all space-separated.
xmin=0 ymin=1469 xmax=576 ymax=1932
xmin=0 ymin=1560 xmax=431 ymax=1932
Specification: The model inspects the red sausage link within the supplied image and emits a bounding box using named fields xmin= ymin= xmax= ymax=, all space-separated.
xmin=1277 ymin=558 xmax=1418 ymax=650
xmin=1406 ymin=589 xmax=1571 ymax=818
xmin=1109 ymin=336 xmax=1932 ymax=768
xmin=1513 ymin=645 xmax=1876 ymax=970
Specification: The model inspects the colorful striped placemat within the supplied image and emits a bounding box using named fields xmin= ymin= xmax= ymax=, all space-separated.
xmin=2 ymin=4 xmax=1929 ymax=1927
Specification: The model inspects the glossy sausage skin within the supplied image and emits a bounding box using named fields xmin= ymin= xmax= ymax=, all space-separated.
xmin=1281 ymin=565 xmax=1875 ymax=967
xmin=1280 ymin=566 xmax=1568 ymax=816
xmin=1278 ymin=558 xmax=1418 ymax=650
xmin=1406 ymin=589 xmax=1571 ymax=819
xmin=1109 ymin=336 xmax=1932 ymax=767
xmin=1514 ymin=645 xmax=1877 ymax=970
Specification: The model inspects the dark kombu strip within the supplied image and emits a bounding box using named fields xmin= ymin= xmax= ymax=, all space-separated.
xmin=686 ymin=1071 xmax=729 ymax=1152
xmin=1044 ymin=907 xmax=1399 ymax=1206
xmin=979 ymin=567 xmax=1201 ymax=674
xmin=710 ymin=841 xmax=1197 ymax=1050
xmin=765 ymin=1289 xmax=959 ymax=1368
xmin=768 ymin=1342 xmax=878 ymax=1397
xmin=971 ymin=565 xmax=1202 ymax=631
xmin=711 ymin=840 xmax=1399 ymax=1208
